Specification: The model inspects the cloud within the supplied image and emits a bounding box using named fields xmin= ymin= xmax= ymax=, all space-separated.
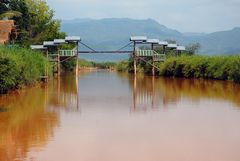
xmin=46 ymin=0 xmax=240 ymax=32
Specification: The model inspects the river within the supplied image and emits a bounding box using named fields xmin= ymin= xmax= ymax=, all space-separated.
xmin=1 ymin=71 xmax=240 ymax=161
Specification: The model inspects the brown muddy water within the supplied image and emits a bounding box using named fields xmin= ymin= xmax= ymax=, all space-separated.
xmin=1 ymin=71 xmax=240 ymax=161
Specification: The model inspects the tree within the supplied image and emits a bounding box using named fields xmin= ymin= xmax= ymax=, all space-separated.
xmin=0 ymin=0 xmax=65 ymax=45
xmin=0 ymin=0 xmax=22 ymax=19
xmin=186 ymin=43 xmax=201 ymax=55
xmin=25 ymin=0 xmax=65 ymax=44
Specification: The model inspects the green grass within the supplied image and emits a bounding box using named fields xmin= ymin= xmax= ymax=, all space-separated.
xmin=158 ymin=55 xmax=240 ymax=83
xmin=111 ymin=54 xmax=240 ymax=83
xmin=0 ymin=45 xmax=52 ymax=93
xmin=77 ymin=55 xmax=240 ymax=84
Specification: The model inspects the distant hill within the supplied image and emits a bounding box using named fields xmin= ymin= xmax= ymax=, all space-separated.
xmin=61 ymin=18 xmax=240 ymax=54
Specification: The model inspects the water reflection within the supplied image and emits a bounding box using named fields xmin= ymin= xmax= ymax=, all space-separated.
xmin=47 ymin=74 xmax=79 ymax=111
xmin=126 ymin=74 xmax=240 ymax=112
xmin=1 ymin=71 xmax=240 ymax=161
xmin=0 ymin=86 xmax=59 ymax=161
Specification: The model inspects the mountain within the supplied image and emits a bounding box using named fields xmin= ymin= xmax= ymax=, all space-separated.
xmin=61 ymin=18 xmax=240 ymax=54
xmin=192 ymin=27 xmax=240 ymax=54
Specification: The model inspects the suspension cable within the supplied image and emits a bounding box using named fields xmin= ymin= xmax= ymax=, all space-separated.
xmin=116 ymin=42 xmax=133 ymax=51
xmin=79 ymin=42 xmax=97 ymax=52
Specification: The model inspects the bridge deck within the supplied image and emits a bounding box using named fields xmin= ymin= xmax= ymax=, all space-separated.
xmin=78 ymin=51 xmax=132 ymax=54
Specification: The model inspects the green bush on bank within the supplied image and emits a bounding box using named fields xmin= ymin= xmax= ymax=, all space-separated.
xmin=116 ymin=60 xmax=129 ymax=72
xmin=158 ymin=55 xmax=240 ymax=83
xmin=0 ymin=46 xmax=51 ymax=93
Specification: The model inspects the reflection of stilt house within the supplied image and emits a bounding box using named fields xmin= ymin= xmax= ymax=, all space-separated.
xmin=132 ymin=76 xmax=164 ymax=112
xmin=0 ymin=20 xmax=17 ymax=44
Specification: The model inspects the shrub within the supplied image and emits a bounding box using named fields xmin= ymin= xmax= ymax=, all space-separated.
xmin=0 ymin=46 xmax=51 ymax=93
xmin=116 ymin=60 xmax=129 ymax=72
xmin=158 ymin=55 xmax=240 ymax=83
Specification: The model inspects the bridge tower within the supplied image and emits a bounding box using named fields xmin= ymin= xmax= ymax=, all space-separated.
xmin=31 ymin=36 xmax=81 ymax=79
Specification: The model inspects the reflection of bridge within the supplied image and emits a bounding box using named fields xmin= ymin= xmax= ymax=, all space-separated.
xmin=45 ymin=74 xmax=80 ymax=112
xmin=44 ymin=73 xmax=177 ymax=113
xmin=31 ymin=36 xmax=186 ymax=79
xmin=132 ymin=76 xmax=164 ymax=112
xmin=43 ymin=72 xmax=165 ymax=113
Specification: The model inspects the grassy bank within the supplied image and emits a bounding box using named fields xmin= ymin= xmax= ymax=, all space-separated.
xmin=78 ymin=55 xmax=240 ymax=83
xmin=158 ymin=55 xmax=240 ymax=83
xmin=111 ymin=55 xmax=240 ymax=83
xmin=0 ymin=46 xmax=51 ymax=93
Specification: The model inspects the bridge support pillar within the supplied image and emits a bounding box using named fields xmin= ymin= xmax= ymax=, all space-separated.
xmin=76 ymin=41 xmax=79 ymax=76
xmin=151 ymin=44 xmax=155 ymax=76
xmin=133 ymin=41 xmax=137 ymax=75
xmin=58 ymin=53 xmax=60 ymax=76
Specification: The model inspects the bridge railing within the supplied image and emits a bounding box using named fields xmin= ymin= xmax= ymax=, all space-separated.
xmin=59 ymin=48 xmax=77 ymax=57
xmin=152 ymin=50 xmax=166 ymax=62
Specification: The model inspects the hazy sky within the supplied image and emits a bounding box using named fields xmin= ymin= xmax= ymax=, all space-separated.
xmin=46 ymin=0 xmax=240 ymax=33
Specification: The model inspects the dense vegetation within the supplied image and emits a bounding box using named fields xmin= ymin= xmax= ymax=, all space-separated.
xmin=0 ymin=46 xmax=51 ymax=93
xmin=158 ymin=55 xmax=240 ymax=83
xmin=0 ymin=0 xmax=65 ymax=46
xmin=0 ymin=0 xmax=78 ymax=94
xmin=113 ymin=54 xmax=240 ymax=83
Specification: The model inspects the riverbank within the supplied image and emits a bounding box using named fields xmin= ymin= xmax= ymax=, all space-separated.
xmin=0 ymin=46 xmax=51 ymax=94
xmin=158 ymin=55 xmax=240 ymax=83
xmin=78 ymin=55 xmax=240 ymax=83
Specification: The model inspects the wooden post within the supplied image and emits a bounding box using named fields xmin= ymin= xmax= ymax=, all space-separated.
xmin=133 ymin=41 xmax=137 ymax=75
xmin=151 ymin=43 xmax=155 ymax=76
xmin=58 ymin=51 xmax=60 ymax=76
xmin=46 ymin=50 xmax=48 ymax=78
xmin=76 ymin=41 xmax=79 ymax=76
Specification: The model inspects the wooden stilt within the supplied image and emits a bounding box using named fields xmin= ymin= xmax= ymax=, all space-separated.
xmin=151 ymin=44 xmax=155 ymax=76
xmin=76 ymin=41 xmax=79 ymax=76
xmin=133 ymin=41 xmax=137 ymax=75
xmin=58 ymin=52 xmax=60 ymax=76
xmin=46 ymin=50 xmax=49 ymax=79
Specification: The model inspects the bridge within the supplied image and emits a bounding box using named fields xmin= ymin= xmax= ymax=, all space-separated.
xmin=31 ymin=36 xmax=186 ymax=79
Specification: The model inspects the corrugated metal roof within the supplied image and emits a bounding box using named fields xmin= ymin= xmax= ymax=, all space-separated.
xmin=43 ymin=41 xmax=56 ymax=46
xmin=159 ymin=41 xmax=168 ymax=46
xmin=167 ymin=44 xmax=178 ymax=48
xmin=130 ymin=36 xmax=147 ymax=42
xmin=146 ymin=39 xmax=160 ymax=44
xmin=65 ymin=36 xmax=81 ymax=42
xmin=54 ymin=39 xmax=66 ymax=44
xmin=177 ymin=46 xmax=186 ymax=51
xmin=30 ymin=45 xmax=47 ymax=50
